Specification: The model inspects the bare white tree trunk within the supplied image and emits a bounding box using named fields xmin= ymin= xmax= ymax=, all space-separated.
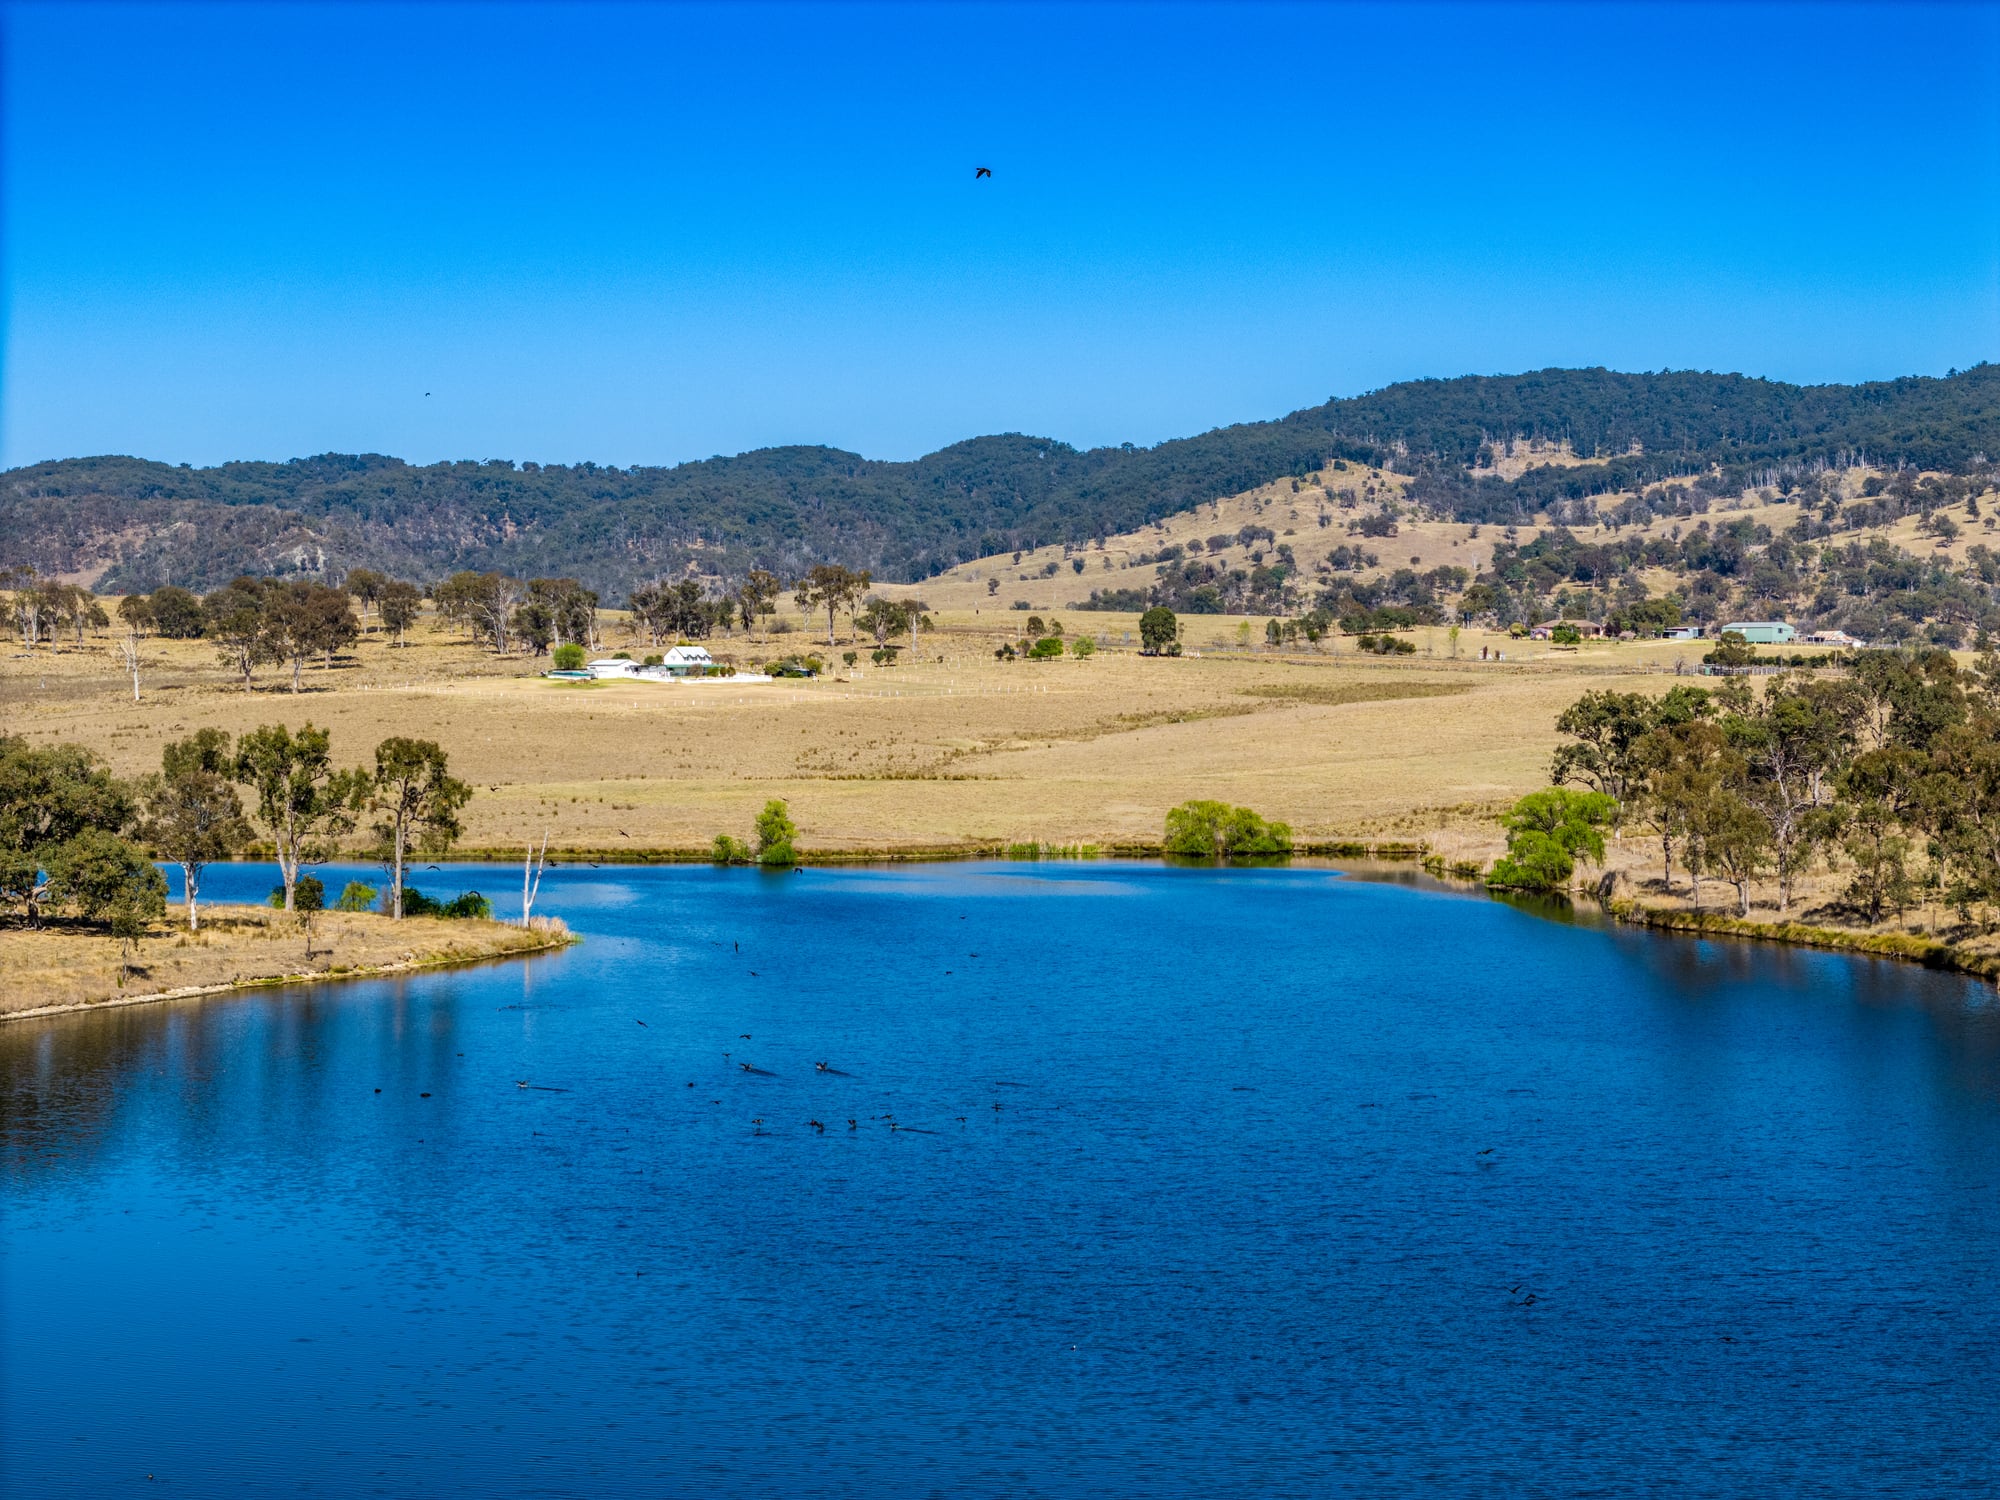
xmin=120 ymin=633 xmax=141 ymax=702
xmin=521 ymin=830 xmax=550 ymax=925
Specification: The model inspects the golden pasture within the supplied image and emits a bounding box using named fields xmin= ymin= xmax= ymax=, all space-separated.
xmin=3 ymin=604 xmax=1728 ymax=862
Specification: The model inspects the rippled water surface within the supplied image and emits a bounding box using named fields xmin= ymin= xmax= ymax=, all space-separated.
xmin=7 ymin=861 xmax=2000 ymax=1496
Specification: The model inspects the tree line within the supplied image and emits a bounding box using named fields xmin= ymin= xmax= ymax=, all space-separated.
xmin=26 ymin=561 xmax=939 ymax=688
xmin=1503 ymin=648 xmax=2000 ymax=928
xmin=1 ymin=725 xmax=473 ymax=937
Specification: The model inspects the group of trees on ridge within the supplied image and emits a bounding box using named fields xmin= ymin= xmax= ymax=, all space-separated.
xmin=7 ymin=366 xmax=1997 ymax=601
xmin=1074 ymin=460 xmax=2000 ymax=648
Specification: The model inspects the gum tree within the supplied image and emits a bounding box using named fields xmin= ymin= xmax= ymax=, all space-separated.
xmin=369 ymin=737 xmax=472 ymax=918
xmin=235 ymin=723 xmax=371 ymax=911
xmin=140 ymin=729 xmax=253 ymax=930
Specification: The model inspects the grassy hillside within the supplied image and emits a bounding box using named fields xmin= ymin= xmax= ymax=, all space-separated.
xmin=6 ymin=365 xmax=1997 ymax=600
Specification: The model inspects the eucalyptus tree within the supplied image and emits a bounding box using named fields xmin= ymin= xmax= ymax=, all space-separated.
xmin=369 ymin=738 xmax=472 ymax=919
xmin=235 ymin=723 xmax=370 ymax=911
xmin=793 ymin=565 xmax=871 ymax=648
xmin=378 ymin=580 xmax=423 ymax=646
xmin=140 ymin=729 xmax=253 ymax=930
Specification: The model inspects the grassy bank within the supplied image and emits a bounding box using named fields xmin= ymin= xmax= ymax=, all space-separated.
xmin=0 ymin=905 xmax=576 ymax=1021
xmin=1603 ymin=898 xmax=2000 ymax=981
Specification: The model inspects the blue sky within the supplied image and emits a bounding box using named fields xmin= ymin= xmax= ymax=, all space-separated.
xmin=3 ymin=1 xmax=1997 ymax=469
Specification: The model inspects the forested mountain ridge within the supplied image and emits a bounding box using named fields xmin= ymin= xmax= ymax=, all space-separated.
xmin=6 ymin=365 xmax=1996 ymax=601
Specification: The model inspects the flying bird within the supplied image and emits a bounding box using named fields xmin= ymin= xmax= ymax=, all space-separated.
xmin=635 ymin=1019 xmax=648 ymax=1028
xmin=974 ymin=166 xmax=991 ymax=178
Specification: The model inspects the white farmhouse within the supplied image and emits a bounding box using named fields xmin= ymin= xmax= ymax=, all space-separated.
xmin=660 ymin=645 xmax=714 ymax=677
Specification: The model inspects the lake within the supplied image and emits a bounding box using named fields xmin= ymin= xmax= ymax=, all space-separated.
xmin=6 ymin=861 xmax=2000 ymax=1496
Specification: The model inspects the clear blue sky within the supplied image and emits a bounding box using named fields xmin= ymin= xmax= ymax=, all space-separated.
xmin=3 ymin=1 xmax=1997 ymax=470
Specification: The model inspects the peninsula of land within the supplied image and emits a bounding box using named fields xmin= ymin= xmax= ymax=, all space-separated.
xmin=1 ymin=906 xmax=573 ymax=1022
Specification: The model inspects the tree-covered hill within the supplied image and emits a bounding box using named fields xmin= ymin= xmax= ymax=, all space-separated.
xmin=6 ymin=365 xmax=1995 ymax=600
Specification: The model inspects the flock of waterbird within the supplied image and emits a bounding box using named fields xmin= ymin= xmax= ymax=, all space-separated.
xmin=439 ymin=903 xmax=1551 ymax=1312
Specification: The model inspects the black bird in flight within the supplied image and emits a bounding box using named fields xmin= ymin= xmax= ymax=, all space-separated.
xmin=975 ymin=166 xmax=991 ymax=178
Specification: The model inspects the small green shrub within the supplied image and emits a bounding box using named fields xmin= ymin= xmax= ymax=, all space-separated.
xmin=397 ymin=886 xmax=441 ymax=917
xmin=755 ymin=799 xmax=798 ymax=866
xmin=551 ymin=643 xmax=587 ymax=671
xmin=394 ymin=886 xmax=490 ymax=918
xmin=1487 ymin=788 xmax=1618 ymax=891
xmin=712 ymin=834 xmax=753 ymax=864
xmin=1027 ymin=636 xmax=1065 ymax=661
xmin=1163 ymin=800 xmax=1293 ymax=860
xmin=1070 ymin=636 xmax=1096 ymax=659
xmin=335 ymin=880 xmax=377 ymax=912
xmin=269 ymin=875 xmax=326 ymax=911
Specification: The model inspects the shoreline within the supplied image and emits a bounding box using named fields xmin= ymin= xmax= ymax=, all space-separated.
xmin=209 ymin=838 xmax=1435 ymax=867
xmin=1602 ymin=899 xmax=2000 ymax=983
xmin=190 ymin=852 xmax=2000 ymax=985
xmin=17 ymin=856 xmax=1986 ymax=1026
xmin=1 ymin=929 xmax=579 ymax=1025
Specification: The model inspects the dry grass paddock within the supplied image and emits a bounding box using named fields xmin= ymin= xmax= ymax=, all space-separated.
xmin=2 ymin=603 xmax=1740 ymax=861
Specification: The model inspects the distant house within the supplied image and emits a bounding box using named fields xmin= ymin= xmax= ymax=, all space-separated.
xmin=587 ymin=646 xmax=715 ymax=680
xmin=1528 ymin=620 xmax=1605 ymax=640
xmin=1717 ymin=620 xmax=1796 ymax=646
xmin=1663 ymin=626 xmax=1703 ymax=641
xmin=660 ymin=645 xmax=715 ymax=677
xmin=1804 ymin=629 xmax=1864 ymax=648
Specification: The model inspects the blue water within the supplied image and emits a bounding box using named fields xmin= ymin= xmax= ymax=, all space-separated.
xmin=7 ymin=861 xmax=2000 ymax=1497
